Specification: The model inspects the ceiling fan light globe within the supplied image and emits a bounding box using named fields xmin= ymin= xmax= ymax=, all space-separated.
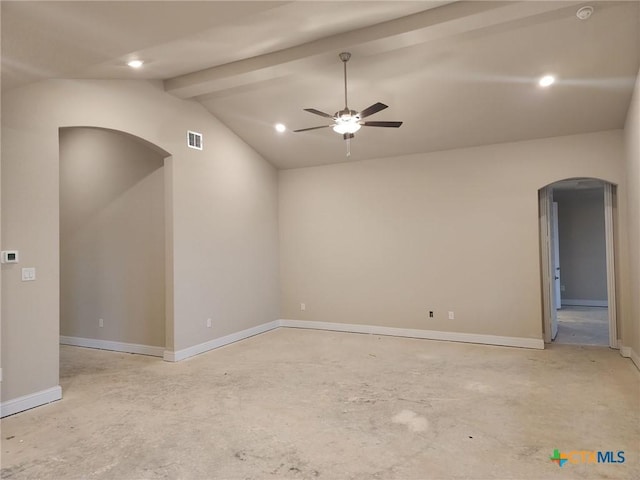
xmin=332 ymin=122 xmax=361 ymax=134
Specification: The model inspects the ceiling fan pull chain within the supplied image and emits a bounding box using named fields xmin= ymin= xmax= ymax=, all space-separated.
xmin=346 ymin=137 xmax=351 ymax=157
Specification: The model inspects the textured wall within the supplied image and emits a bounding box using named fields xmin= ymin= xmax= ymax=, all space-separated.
xmin=554 ymin=188 xmax=607 ymax=304
xmin=1 ymin=79 xmax=280 ymax=403
xmin=279 ymin=131 xmax=628 ymax=340
xmin=60 ymin=127 xmax=166 ymax=347
xmin=624 ymin=68 xmax=640 ymax=358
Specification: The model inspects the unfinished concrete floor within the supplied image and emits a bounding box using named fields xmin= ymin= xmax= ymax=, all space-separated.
xmin=556 ymin=307 xmax=609 ymax=346
xmin=1 ymin=328 xmax=639 ymax=479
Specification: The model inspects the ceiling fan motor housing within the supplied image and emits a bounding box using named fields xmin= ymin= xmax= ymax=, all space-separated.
xmin=336 ymin=108 xmax=359 ymax=120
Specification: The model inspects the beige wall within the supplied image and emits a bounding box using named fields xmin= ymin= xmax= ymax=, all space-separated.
xmin=279 ymin=130 xmax=628 ymax=341
xmin=0 ymin=4 xmax=3 ymax=386
xmin=624 ymin=68 xmax=640 ymax=357
xmin=60 ymin=127 xmax=165 ymax=347
xmin=1 ymin=79 xmax=280 ymax=403
xmin=2 ymin=74 xmax=637 ymax=409
xmin=554 ymin=188 xmax=607 ymax=304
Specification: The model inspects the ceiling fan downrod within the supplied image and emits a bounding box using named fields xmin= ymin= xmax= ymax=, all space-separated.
xmin=339 ymin=52 xmax=351 ymax=110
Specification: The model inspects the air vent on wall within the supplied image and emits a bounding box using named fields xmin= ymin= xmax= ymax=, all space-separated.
xmin=187 ymin=130 xmax=203 ymax=150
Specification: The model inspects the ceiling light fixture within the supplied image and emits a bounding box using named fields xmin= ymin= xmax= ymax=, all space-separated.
xmin=127 ymin=60 xmax=144 ymax=69
xmin=332 ymin=115 xmax=362 ymax=135
xmin=292 ymin=52 xmax=402 ymax=157
xmin=576 ymin=6 xmax=594 ymax=20
xmin=275 ymin=123 xmax=286 ymax=133
xmin=539 ymin=75 xmax=556 ymax=87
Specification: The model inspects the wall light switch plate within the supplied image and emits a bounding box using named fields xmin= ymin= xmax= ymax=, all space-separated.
xmin=21 ymin=267 xmax=36 ymax=281
xmin=448 ymin=311 xmax=455 ymax=320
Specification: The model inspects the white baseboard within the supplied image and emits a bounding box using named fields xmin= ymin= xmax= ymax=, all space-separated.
xmin=278 ymin=319 xmax=544 ymax=350
xmin=164 ymin=320 xmax=280 ymax=362
xmin=60 ymin=336 xmax=164 ymax=357
xmin=561 ymin=299 xmax=608 ymax=307
xmin=1 ymin=386 xmax=62 ymax=418
xmin=620 ymin=345 xmax=640 ymax=371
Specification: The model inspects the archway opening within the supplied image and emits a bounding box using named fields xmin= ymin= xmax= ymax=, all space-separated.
xmin=539 ymin=177 xmax=618 ymax=348
xmin=59 ymin=127 xmax=172 ymax=359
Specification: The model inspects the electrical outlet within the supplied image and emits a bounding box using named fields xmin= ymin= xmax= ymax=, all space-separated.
xmin=99 ymin=318 xmax=104 ymax=328
xmin=448 ymin=311 xmax=455 ymax=320
xmin=560 ymin=285 xmax=566 ymax=292
xmin=207 ymin=318 xmax=212 ymax=328
xmin=429 ymin=311 xmax=434 ymax=318
xmin=300 ymin=303 xmax=306 ymax=311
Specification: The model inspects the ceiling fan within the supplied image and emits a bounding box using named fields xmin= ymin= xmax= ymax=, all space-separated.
xmin=293 ymin=52 xmax=403 ymax=156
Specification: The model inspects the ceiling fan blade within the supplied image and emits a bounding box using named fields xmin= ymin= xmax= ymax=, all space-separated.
xmin=293 ymin=125 xmax=333 ymax=133
xmin=359 ymin=102 xmax=388 ymax=119
xmin=362 ymin=121 xmax=403 ymax=128
xmin=303 ymin=108 xmax=335 ymax=119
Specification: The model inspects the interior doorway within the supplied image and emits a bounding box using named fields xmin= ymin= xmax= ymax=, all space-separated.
xmin=59 ymin=127 xmax=170 ymax=357
xmin=556 ymin=306 xmax=608 ymax=345
xmin=539 ymin=178 xmax=617 ymax=348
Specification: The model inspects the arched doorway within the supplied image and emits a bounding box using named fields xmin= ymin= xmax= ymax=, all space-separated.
xmin=59 ymin=127 xmax=172 ymax=357
xmin=539 ymin=178 xmax=618 ymax=348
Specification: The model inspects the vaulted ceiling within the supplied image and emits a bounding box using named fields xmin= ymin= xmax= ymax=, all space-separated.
xmin=2 ymin=1 xmax=639 ymax=169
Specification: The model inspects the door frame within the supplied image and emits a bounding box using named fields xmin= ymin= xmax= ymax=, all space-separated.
xmin=539 ymin=180 xmax=618 ymax=348
xmin=539 ymin=187 xmax=557 ymax=342
xmin=603 ymin=183 xmax=618 ymax=348
xmin=552 ymin=201 xmax=562 ymax=310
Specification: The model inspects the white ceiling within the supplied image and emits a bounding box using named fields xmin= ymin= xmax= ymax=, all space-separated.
xmin=2 ymin=1 xmax=639 ymax=169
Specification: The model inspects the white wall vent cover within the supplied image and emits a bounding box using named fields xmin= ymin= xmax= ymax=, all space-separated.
xmin=187 ymin=131 xmax=203 ymax=150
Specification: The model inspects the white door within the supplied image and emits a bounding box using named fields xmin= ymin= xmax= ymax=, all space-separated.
xmin=551 ymin=202 xmax=562 ymax=310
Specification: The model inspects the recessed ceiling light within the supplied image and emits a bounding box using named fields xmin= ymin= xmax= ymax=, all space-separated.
xmin=539 ymin=75 xmax=556 ymax=87
xmin=576 ymin=6 xmax=594 ymax=20
xmin=127 ymin=60 xmax=144 ymax=69
xmin=275 ymin=123 xmax=286 ymax=133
